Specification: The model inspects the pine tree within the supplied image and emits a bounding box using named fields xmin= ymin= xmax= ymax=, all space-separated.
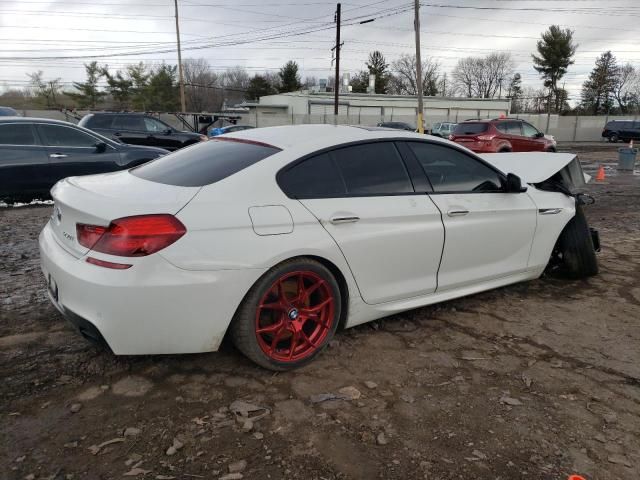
xmin=246 ymin=75 xmax=277 ymax=100
xmin=508 ymin=73 xmax=522 ymax=113
xmin=366 ymin=51 xmax=389 ymax=94
xmin=68 ymin=61 xmax=105 ymax=109
xmin=278 ymin=61 xmax=302 ymax=93
xmin=581 ymin=51 xmax=619 ymax=115
xmin=532 ymin=25 xmax=577 ymax=112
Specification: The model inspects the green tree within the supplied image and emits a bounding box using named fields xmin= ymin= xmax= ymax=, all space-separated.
xmin=366 ymin=51 xmax=389 ymax=94
xmin=278 ymin=61 xmax=302 ymax=93
xmin=102 ymin=67 xmax=133 ymax=109
xmin=349 ymin=71 xmax=369 ymax=93
xmin=127 ymin=62 xmax=151 ymax=110
xmin=67 ymin=61 xmax=105 ymax=109
xmin=581 ymin=51 xmax=619 ymax=115
xmin=532 ymin=25 xmax=577 ymax=112
xmin=246 ymin=75 xmax=277 ymax=100
xmin=145 ymin=64 xmax=179 ymax=111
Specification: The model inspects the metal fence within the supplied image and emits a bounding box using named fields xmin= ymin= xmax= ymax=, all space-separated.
xmin=19 ymin=109 xmax=636 ymax=142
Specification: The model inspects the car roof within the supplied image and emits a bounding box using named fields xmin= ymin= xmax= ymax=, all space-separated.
xmin=0 ymin=116 xmax=78 ymax=126
xmin=222 ymin=124 xmax=455 ymax=151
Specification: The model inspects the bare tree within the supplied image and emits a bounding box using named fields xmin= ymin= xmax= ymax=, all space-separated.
xmin=220 ymin=66 xmax=250 ymax=107
xmin=388 ymin=54 xmax=441 ymax=96
xmin=614 ymin=63 xmax=636 ymax=114
xmin=183 ymin=58 xmax=221 ymax=112
xmin=27 ymin=71 xmax=63 ymax=108
xmin=452 ymin=53 xmax=514 ymax=98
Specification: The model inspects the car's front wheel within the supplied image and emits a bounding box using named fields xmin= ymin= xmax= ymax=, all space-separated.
xmin=549 ymin=205 xmax=598 ymax=278
xmin=230 ymin=258 xmax=341 ymax=370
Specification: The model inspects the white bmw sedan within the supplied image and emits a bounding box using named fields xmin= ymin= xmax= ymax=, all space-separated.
xmin=40 ymin=125 xmax=598 ymax=370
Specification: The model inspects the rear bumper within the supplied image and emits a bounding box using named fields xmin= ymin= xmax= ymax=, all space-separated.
xmin=39 ymin=221 xmax=265 ymax=355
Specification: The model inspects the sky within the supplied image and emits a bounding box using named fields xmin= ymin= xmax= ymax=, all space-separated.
xmin=1 ymin=0 xmax=639 ymax=104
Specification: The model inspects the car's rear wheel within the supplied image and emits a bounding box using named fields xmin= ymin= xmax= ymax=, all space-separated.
xmin=549 ymin=205 xmax=598 ymax=278
xmin=230 ymin=258 xmax=341 ymax=371
xmin=609 ymin=133 xmax=619 ymax=143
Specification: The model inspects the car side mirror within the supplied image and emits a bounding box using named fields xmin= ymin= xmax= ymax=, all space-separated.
xmin=94 ymin=142 xmax=107 ymax=153
xmin=505 ymin=173 xmax=527 ymax=193
xmin=534 ymin=132 xmax=544 ymax=138
xmin=164 ymin=128 xmax=173 ymax=135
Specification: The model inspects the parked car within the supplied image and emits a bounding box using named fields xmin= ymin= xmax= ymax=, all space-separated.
xmin=209 ymin=124 xmax=255 ymax=137
xmin=450 ymin=118 xmax=556 ymax=153
xmin=601 ymin=119 xmax=640 ymax=143
xmin=40 ymin=125 xmax=598 ymax=370
xmin=0 ymin=117 xmax=167 ymax=201
xmin=430 ymin=122 xmax=456 ymax=137
xmin=78 ymin=113 xmax=207 ymax=151
xmin=377 ymin=121 xmax=416 ymax=131
xmin=0 ymin=106 xmax=18 ymax=116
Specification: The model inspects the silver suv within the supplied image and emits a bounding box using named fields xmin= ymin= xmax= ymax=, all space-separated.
xmin=431 ymin=122 xmax=457 ymax=138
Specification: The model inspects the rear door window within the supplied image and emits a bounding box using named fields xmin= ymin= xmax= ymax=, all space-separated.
xmin=131 ymin=138 xmax=281 ymax=187
xmin=453 ymin=123 xmax=488 ymax=135
xmin=331 ymin=142 xmax=413 ymax=195
xmin=0 ymin=123 xmax=38 ymax=145
xmin=113 ymin=115 xmax=145 ymax=131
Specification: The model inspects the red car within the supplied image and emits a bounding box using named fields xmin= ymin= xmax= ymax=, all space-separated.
xmin=449 ymin=119 xmax=556 ymax=153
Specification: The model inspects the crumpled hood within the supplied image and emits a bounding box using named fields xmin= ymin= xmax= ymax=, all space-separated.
xmin=479 ymin=152 xmax=589 ymax=187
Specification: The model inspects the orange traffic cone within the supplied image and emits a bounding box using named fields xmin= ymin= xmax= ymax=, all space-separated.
xmin=568 ymin=476 xmax=586 ymax=480
xmin=595 ymin=165 xmax=606 ymax=182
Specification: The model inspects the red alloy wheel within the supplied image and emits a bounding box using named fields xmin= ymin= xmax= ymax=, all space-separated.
xmin=255 ymin=270 xmax=335 ymax=362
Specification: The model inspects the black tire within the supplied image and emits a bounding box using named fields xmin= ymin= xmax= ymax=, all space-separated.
xmin=546 ymin=147 xmax=557 ymax=153
xmin=498 ymin=148 xmax=512 ymax=153
xmin=553 ymin=204 xmax=599 ymax=278
xmin=609 ymin=133 xmax=619 ymax=143
xmin=230 ymin=257 xmax=341 ymax=371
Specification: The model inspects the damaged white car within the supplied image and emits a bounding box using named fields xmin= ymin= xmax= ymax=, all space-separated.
xmin=39 ymin=125 xmax=599 ymax=370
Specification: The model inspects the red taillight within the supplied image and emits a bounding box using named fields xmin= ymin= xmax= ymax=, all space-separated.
xmin=477 ymin=135 xmax=496 ymax=141
xmin=77 ymin=214 xmax=186 ymax=257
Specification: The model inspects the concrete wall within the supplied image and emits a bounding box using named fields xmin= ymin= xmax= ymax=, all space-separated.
xmin=13 ymin=109 xmax=634 ymax=142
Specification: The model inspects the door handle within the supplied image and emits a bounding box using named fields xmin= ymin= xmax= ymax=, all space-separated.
xmin=447 ymin=209 xmax=469 ymax=217
xmin=330 ymin=216 xmax=360 ymax=224
xmin=539 ymin=208 xmax=563 ymax=215
xmin=49 ymin=153 xmax=68 ymax=158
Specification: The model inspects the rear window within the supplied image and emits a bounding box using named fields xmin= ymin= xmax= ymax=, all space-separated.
xmin=131 ymin=138 xmax=281 ymax=187
xmin=0 ymin=123 xmax=37 ymax=145
xmin=84 ymin=115 xmax=113 ymax=128
xmin=453 ymin=123 xmax=489 ymax=135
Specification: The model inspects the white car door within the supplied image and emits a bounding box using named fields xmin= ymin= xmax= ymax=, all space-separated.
xmin=278 ymin=141 xmax=445 ymax=305
xmin=404 ymin=141 xmax=537 ymax=292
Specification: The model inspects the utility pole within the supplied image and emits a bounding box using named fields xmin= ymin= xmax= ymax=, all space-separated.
xmin=333 ymin=3 xmax=341 ymax=116
xmin=413 ymin=0 xmax=424 ymax=133
xmin=174 ymin=0 xmax=186 ymax=112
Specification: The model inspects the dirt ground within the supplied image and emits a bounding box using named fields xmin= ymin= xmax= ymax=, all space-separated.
xmin=1 ymin=143 xmax=639 ymax=480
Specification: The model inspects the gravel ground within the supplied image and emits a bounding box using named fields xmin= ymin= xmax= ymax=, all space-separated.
xmin=1 ymin=144 xmax=639 ymax=480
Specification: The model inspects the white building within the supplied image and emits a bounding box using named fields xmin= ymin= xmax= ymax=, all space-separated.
xmin=235 ymin=91 xmax=510 ymax=129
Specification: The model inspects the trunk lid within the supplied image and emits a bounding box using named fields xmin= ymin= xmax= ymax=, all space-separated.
xmin=49 ymin=170 xmax=200 ymax=258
